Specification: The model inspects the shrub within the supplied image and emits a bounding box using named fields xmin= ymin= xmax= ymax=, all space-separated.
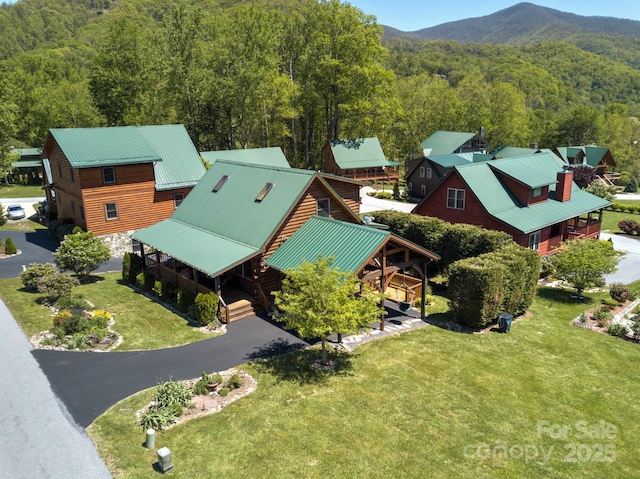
xmin=601 ymin=298 xmax=620 ymax=309
xmin=37 ymin=271 xmax=78 ymax=300
xmin=48 ymin=219 xmax=76 ymax=242
xmin=154 ymin=379 xmax=192 ymax=408
xmin=539 ymin=256 xmax=555 ymax=279
xmin=122 ymin=252 xmax=143 ymax=285
xmin=194 ymin=292 xmax=219 ymax=326
xmin=54 ymin=231 xmax=111 ymax=277
xmin=629 ymin=316 xmax=640 ymax=339
xmin=177 ymin=288 xmax=196 ymax=313
xmin=609 ymin=283 xmax=631 ymax=303
xmin=618 ymin=219 xmax=640 ymax=235
xmin=51 ymin=325 xmax=66 ymax=339
xmin=4 ymin=237 xmax=17 ymax=255
xmin=578 ymin=312 xmax=588 ymax=323
xmin=592 ymin=308 xmax=613 ymax=328
xmin=139 ymin=407 xmax=177 ymax=431
xmin=218 ymin=387 xmax=229 ymax=397
xmin=136 ymin=271 xmax=155 ymax=292
xmin=170 ymin=403 xmax=183 ymax=417
xmin=625 ymin=177 xmax=638 ymax=193
xmin=193 ymin=372 xmax=215 ymax=396
xmin=21 ymin=263 xmax=58 ymax=291
xmin=53 ymin=310 xmax=73 ymax=327
xmin=91 ymin=311 xmax=111 ymax=329
xmin=55 ymin=295 xmax=89 ymax=312
xmin=153 ymin=280 xmax=175 ymax=302
xmin=225 ymin=373 xmax=242 ymax=390
xmin=65 ymin=333 xmax=88 ymax=350
xmin=59 ymin=313 xmax=92 ymax=335
xmin=607 ymin=323 xmax=628 ymax=337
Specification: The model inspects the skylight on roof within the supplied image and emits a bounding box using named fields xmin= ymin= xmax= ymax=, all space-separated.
xmin=212 ymin=175 xmax=229 ymax=192
xmin=255 ymin=182 xmax=274 ymax=202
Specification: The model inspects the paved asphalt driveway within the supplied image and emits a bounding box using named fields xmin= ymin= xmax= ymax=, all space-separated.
xmin=34 ymin=316 xmax=309 ymax=428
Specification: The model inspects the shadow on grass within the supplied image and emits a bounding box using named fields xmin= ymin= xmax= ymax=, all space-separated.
xmin=76 ymin=274 xmax=106 ymax=285
xmin=248 ymin=338 xmax=354 ymax=385
xmin=536 ymin=286 xmax=595 ymax=306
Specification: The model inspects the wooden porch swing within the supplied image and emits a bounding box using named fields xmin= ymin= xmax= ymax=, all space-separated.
xmin=396 ymin=266 xmax=415 ymax=312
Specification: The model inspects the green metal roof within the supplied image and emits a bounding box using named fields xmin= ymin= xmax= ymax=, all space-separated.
xmin=159 ymin=160 xmax=317 ymax=250
xmin=136 ymin=125 xmax=206 ymax=190
xmin=200 ymin=147 xmax=290 ymax=168
xmin=12 ymin=159 xmax=41 ymax=168
xmin=50 ymin=127 xmax=161 ymax=168
xmin=329 ymin=138 xmax=399 ymax=169
xmin=583 ymin=146 xmax=610 ymax=168
xmin=13 ymin=147 xmax=42 ymax=157
xmin=491 ymin=146 xmax=539 ymax=158
xmin=49 ymin=125 xmax=205 ymax=190
xmin=420 ymin=131 xmax=476 ymax=155
xmin=454 ymin=153 xmax=610 ymax=234
xmin=427 ymin=154 xmax=471 ymax=168
xmin=266 ymin=216 xmax=390 ymax=273
xmin=489 ymin=155 xmax=557 ymax=189
xmin=132 ymin=218 xmax=258 ymax=278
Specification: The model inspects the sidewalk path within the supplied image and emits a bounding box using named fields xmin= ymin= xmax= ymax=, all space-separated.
xmin=359 ymin=186 xmax=416 ymax=214
xmin=601 ymin=232 xmax=640 ymax=285
xmin=0 ymin=299 xmax=112 ymax=479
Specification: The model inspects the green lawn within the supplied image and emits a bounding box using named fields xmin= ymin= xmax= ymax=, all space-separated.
xmin=0 ymin=184 xmax=44 ymax=198
xmin=88 ymin=282 xmax=640 ymax=478
xmin=602 ymin=200 xmax=640 ymax=234
xmin=0 ymin=272 xmax=217 ymax=350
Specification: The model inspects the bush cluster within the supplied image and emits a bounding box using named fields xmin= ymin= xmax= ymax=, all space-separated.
xmin=37 ymin=271 xmax=79 ymax=300
xmin=47 ymin=219 xmax=76 ymax=241
xmin=592 ymin=308 xmax=613 ymax=328
xmin=136 ymin=271 xmax=155 ymax=292
xmin=21 ymin=263 xmax=58 ymax=291
xmin=610 ymin=203 xmax=640 ymax=214
xmin=153 ymin=280 xmax=175 ymax=302
xmin=177 ymin=288 xmax=196 ymax=313
xmin=193 ymin=371 xmax=224 ymax=396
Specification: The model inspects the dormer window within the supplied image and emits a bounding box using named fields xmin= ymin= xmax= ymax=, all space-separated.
xmin=102 ymin=167 xmax=116 ymax=184
xmin=533 ymin=187 xmax=542 ymax=197
xmin=255 ymin=182 xmax=274 ymax=202
xmin=212 ymin=175 xmax=229 ymax=192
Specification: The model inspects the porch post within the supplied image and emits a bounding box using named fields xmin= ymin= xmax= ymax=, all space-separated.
xmin=421 ymin=261 xmax=428 ymax=319
xmin=140 ymin=244 xmax=146 ymax=268
xmin=380 ymin=249 xmax=386 ymax=332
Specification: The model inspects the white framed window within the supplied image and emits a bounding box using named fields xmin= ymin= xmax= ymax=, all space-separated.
xmin=529 ymin=230 xmax=541 ymax=251
xmin=420 ymin=184 xmax=426 ymax=196
xmin=105 ymin=202 xmax=118 ymax=220
xmin=419 ymin=166 xmax=426 ymax=178
xmin=317 ymin=198 xmax=330 ymax=217
xmin=426 ymin=167 xmax=432 ymax=179
xmin=102 ymin=167 xmax=116 ymax=184
xmin=447 ymin=188 xmax=465 ymax=210
xmin=174 ymin=193 xmax=184 ymax=208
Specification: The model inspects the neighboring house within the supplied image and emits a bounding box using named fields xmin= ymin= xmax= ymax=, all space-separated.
xmin=420 ymin=130 xmax=489 ymax=156
xmin=133 ymin=160 xmax=438 ymax=322
xmin=41 ymin=124 xmax=206 ymax=236
xmin=323 ymin=137 xmax=400 ymax=183
xmin=553 ymin=146 xmax=617 ymax=178
xmin=491 ymin=145 xmax=545 ymax=158
xmin=412 ymin=152 xmax=610 ymax=255
xmin=200 ymin=147 xmax=290 ymax=168
xmin=405 ymin=153 xmax=495 ymax=200
xmin=10 ymin=147 xmax=43 ymax=181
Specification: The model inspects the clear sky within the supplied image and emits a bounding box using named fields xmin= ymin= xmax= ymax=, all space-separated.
xmin=348 ymin=0 xmax=640 ymax=32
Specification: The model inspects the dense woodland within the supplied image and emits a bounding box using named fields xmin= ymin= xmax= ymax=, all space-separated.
xmin=0 ymin=0 xmax=639 ymax=179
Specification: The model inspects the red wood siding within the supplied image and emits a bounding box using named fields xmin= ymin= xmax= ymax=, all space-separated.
xmin=323 ymin=178 xmax=361 ymax=214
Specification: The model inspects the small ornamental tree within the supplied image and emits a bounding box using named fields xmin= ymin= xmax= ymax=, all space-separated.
xmin=625 ymin=177 xmax=638 ymax=193
xmin=53 ymin=231 xmax=111 ymax=278
xmin=194 ymin=291 xmax=219 ymax=326
xmin=585 ymin=181 xmax=616 ymax=202
xmin=551 ymin=239 xmax=622 ymax=298
xmin=571 ymin=165 xmax=597 ymax=189
xmin=21 ymin=263 xmax=58 ymax=291
xmin=274 ymin=255 xmax=385 ymax=365
xmin=4 ymin=237 xmax=16 ymax=254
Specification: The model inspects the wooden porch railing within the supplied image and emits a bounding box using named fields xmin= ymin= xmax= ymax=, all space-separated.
xmin=342 ymin=170 xmax=400 ymax=182
xmin=567 ymin=222 xmax=601 ymax=240
xmin=387 ymin=273 xmax=423 ymax=303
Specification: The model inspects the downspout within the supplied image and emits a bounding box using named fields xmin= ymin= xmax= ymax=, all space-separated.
xmin=421 ymin=261 xmax=428 ymax=320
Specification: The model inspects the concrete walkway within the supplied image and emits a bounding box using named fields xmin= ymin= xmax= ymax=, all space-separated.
xmin=359 ymin=186 xmax=416 ymax=214
xmin=601 ymin=232 xmax=640 ymax=285
xmin=0 ymin=299 xmax=112 ymax=479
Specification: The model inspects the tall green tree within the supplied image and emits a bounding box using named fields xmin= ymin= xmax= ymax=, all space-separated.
xmin=53 ymin=231 xmax=111 ymax=279
xmin=0 ymin=70 xmax=17 ymax=185
xmin=544 ymin=105 xmax=604 ymax=147
xmin=551 ymin=239 xmax=621 ymax=298
xmin=274 ymin=255 xmax=384 ymax=365
xmin=89 ymin=18 xmax=156 ymax=126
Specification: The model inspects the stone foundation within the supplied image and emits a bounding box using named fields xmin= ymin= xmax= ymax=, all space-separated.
xmin=99 ymin=231 xmax=136 ymax=258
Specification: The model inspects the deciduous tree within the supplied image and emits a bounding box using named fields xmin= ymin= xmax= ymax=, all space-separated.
xmin=53 ymin=231 xmax=111 ymax=278
xmin=274 ymin=255 xmax=384 ymax=365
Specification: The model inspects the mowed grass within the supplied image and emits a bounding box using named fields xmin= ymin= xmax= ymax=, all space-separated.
xmin=0 ymin=184 xmax=44 ymax=198
xmin=88 ymin=283 xmax=640 ymax=478
xmin=602 ymin=199 xmax=640 ymax=234
xmin=0 ymin=272 xmax=215 ymax=350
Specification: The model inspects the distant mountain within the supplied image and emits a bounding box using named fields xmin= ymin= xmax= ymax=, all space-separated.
xmin=382 ymin=2 xmax=640 ymax=45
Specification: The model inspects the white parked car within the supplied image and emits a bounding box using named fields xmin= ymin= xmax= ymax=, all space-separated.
xmin=6 ymin=204 xmax=26 ymax=220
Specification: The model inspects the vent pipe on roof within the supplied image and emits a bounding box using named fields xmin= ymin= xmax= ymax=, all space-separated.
xmin=479 ymin=127 xmax=485 ymax=139
xmin=530 ymin=142 xmax=539 ymax=149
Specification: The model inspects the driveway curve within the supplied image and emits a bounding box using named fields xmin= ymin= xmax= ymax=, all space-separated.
xmin=33 ymin=315 xmax=309 ymax=428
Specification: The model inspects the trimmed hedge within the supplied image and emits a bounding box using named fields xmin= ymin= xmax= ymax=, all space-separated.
xmin=4 ymin=237 xmax=17 ymax=255
xmin=609 ymin=203 xmax=640 ymax=214
xmin=373 ymin=210 xmax=512 ymax=270
xmin=136 ymin=271 xmax=155 ymax=292
xmin=194 ymin=291 xmax=219 ymax=326
xmin=177 ymin=288 xmax=196 ymax=313
xmin=153 ymin=280 xmax=175 ymax=302
xmin=122 ymin=252 xmax=143 ymax=284
xmin=447 ymin=244 xmax=540 ymax=328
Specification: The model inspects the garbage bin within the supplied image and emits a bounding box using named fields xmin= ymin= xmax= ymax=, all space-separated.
xmin=497 ymin=313 xmax=513 ymax=333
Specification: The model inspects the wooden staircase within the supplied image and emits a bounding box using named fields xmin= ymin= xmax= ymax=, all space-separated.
xmin=221 ymin=288 xmax=263 ymax=323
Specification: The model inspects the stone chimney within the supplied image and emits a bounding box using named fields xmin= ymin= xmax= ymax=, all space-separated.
xmin=556 ymin=169 xmax=573 ymax=202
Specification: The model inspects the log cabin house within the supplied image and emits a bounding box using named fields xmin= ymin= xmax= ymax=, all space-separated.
xmin=200 ymin=147 xmax=290 ymax=168
xmin=412 ymin=152 xmax=610 ymax=256
xmin=41 ymin=124 xmax=206 ymax=236
xmin=133 ymin=160 xmax=438 ymax=324
xmin=420 ymin=130 xmax=489 ymax=156
xmin=323 ymin=137 xmax=400 ymax=183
